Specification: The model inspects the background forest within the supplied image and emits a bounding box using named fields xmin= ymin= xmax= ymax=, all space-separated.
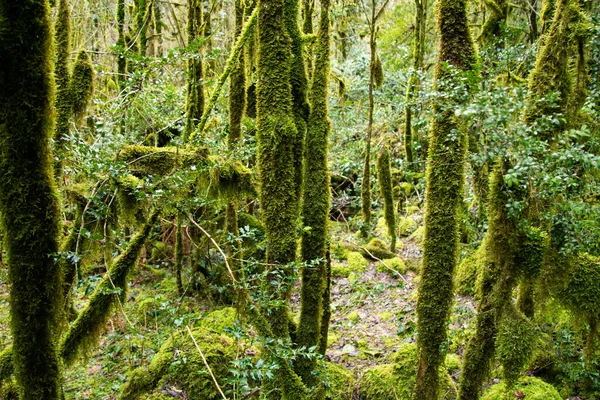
xmin=0 ymin=0 xmax=600 ymax=399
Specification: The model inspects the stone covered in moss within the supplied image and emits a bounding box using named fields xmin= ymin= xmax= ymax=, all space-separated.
xmin=358 ymin=343 xmax=457 ymax=399
xmin=332 ymin=251 xmax=368 ymax=278
xmin=118 ymin=327 xmax=240 ymax=400
xmin=323 ymin=362 xmax=354 ymax=400
xmin=480 ymin=376 xmax=561 ymax=400
xmin=398 ymin=216 xmax=418 ymax=236
xmin=377 ymin=257 xmax=407 ymax=275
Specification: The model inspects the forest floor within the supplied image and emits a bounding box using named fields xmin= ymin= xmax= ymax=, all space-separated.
xmin=0 ymin=213 xmax=479 ymax=399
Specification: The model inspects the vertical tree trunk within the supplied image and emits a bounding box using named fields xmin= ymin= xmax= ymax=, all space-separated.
xmin=117 ymin=0 xmax=127 ymax=88
xmin=412 ymin=0 xmax=477 ymax=394
xmin=296 ymin=0 xmax=332 ymax=387
xmin=0 ymin=1 xmax=64 ymax=397
xmin=183 ymin=0 xmax=205 ymax=141
xmin=54 ymin=0 xmax=72 ymax=180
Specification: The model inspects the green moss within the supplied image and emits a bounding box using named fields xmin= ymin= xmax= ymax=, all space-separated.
xmin=373 ymin=55 xmax=384 ymax=89
xmin=115 ymin=174 xmax=145 ymax=223
xmin=59 ymin=210 xmax=159 ymax=365
xmin=378 ymin=311 xmax=395 ymax=322
xmin=323 ymin=362 xmax=354 ymax=400
xmin=118 ymin=327 xmax=240 ymax=400
xmin=445 ymin=353 xmax=461 ymax=374
xmin=53 ymin=0 xmax=72 ymax=179
xmin=377 ymin=257 xmax=407 ymax=275
xmin=560 ymin=254 xmax=600 ymax=317
xmin=359 ymin=343 xmax=457 ymax=400
xmin=398 ymin=216 xmax=418 ymax=236
xmin=206 ymin=159 xmax=257 ymax=200
xmin=228 ymin=0 xmax=246 ymax=147
xmin=377 ymin=146 xmax=397 ymax=252
xmin=0 ymin=345 xmax=13 ymax=383
xmin=295 ymin=0 xmax=332 ymax=385
xmin=409 ymin=226 xmax=425 ymax=245
xmin=182 ymin=0 xmax=205 ymax=140
xmin=0 ymin=0 xmax=64 ymax=397
xmin=495 ymin=307 xmax=537 ymax=389
xmin=331 ymin=241 xmax=349 ymax=261
xmin=201 ymin=307 xmax=238 ymax=332
xmin=332 ymin=251 xmax=368 ymax=278
xmin=480 ymin=377 xmax=561 ymax=400
xmin=70 ymin=50 xmax=94 ymax=123
xmin=456 ymin=246 xmax=483 ymax=296
xmin=347 ymin=311 xmax=360 ymax=323
xmin=117 ymin=145 xmax=209 ymax=176
xmin=116 ymin=0 xmax=126 ymax=87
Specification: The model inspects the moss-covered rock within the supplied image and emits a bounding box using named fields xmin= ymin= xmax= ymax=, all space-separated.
xmin=409 ymin=225 xmax=425 ymax=245
xmin=332 ymin=251 xmax=368 ymax=277
xmin=398 ymin=216 xmax=418 ymax=236
xmin=323 ymin=362 xmax=354 ymax=400
xmin=118 ymin=327 xmax=241 ymax=400
xmin=481 ymin=376 xmax=561 ymax=400
xmin=377 ymin=257 xmax=407 ymax=275
xmin=358 ymin=343 xmax=457 ymax=399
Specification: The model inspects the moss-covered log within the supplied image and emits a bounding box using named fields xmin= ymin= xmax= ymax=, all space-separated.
xmin=296 ymin=0 xmax=332 ymax=387
xmin=0 ymin=0 xmax=65 ymax=397
xmin=412 ymin=0 xmax=477 ymax=393
xmin=377 ymin=146 xmax=396 ymax=252
xmin=117 ymin=145 xmax=209 ymax=176
xmin=59 ymin=209 xmax=159 ymax=365
xmin=183 ymin=0 xmax=205 ymax=140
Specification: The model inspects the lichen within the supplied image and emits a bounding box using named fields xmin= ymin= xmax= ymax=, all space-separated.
xmin=480 ymin=376 xmax=561 ymax=400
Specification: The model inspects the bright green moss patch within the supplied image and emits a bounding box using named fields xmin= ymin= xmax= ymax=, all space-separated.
xmin=201 ymin=307 xmax=238 ymax=332
xmin=377 ymin=257 xmax=407 ymax=275
xmin=118 ymin=327 xmax=240 ymax=400
xmin=409 ymin=225 xmax=425 ymax=245
xmin=561 ymin=254 xmax=600 ymax=317
xmin=206 ymin=159 xmax=257 ymax=200
xmin=323 ymin=362 xmax=354 ymax=400
xmin=347 ymin=311 xmax=360 ymax=323
xmin=455 ymin=247 xmax=483 ymax=296
xmin=481 ymin=376 xmax=561 ymax=400
xmin=398 ymin=216 xmax=418 ymax=236
xmin=358 ymin=343 xmax=457 ymax=400
xmin=445 ymin=353 xmax=461 ymax=374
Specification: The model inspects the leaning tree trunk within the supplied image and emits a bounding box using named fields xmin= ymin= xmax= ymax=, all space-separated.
xmin=412 ymin=0 xmax=477 ymax=395
xmin=0 ymin=0 xmax=64 ymax=398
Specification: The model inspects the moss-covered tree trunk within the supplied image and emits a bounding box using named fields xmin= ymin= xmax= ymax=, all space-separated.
xmin=284 ymin=0 xmax=311 ymax=200
xmin=54 ymin=0 xmax=72 ymax=180
xmin=183 ymin=0 xmax=205 ymax=141
xmin=117 ymin=0 xmax=127 ymax=88
xmin=256 ymin=0 xmax=307 ymax=397
xmin=377 ymin=146 xmax=396 ymax=252
xmin=412 ymin=0 xmax=477 ymax=394
xmin=295 ymin=0 xmax=332 ymax=388
xmin=0 ymin=0 xmax=64 ymax=397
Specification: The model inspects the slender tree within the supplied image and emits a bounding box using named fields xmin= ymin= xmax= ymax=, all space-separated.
xmin=0 ymin=0 xmax=64 ymax=397
xmin=54 ymin=0 xmax=72 ymax=179
xmin=412 ymin=0 xmax=478 ymax=394
xmin=296 ymin=0 xmax=332 ymax=387
xmin=377 ymin=145 xmax=396 ymax=252
xmin=183 ymin=0 xmax=205 ymax=141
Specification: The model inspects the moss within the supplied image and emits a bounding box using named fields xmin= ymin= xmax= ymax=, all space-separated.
xmin=0 ymin=345 xmax=13 ymax=383
xmin=60 ymin=207 xmax=84 ymax=318
xmin=201 ymin=307 xmax=238 ymax=332
xmin=70 ymin=50 xmax=94 ymax=123
xmin=477 ymin=0 xmax=509 ymax=45
xmin=284 ymin=0 xmax=310 ymax=200
xmin=377 ymin=146 xmax=397 ymax=252
xmin=347 ymin=311 xmax=360 ymax=323
xmin=495 ymin=307 xmax=537 ymax=389
xmin=398 ymin=216 xmax=418 ymax=236
xmin=445 ymin=353 xmax=461 ymax=374
xmin=228 ymin=0 xmax=246 ymax=147
xmin=332 ymin=251 xmax=368 ymax=278
xmin=118 ymin=327 xmax=240 ymax=400
xmin=480 ymin=376 xmax=561 ymax=400
xmin=116 ymin=0 xmax=127 ymax=87
xmin=295 ymin=0 xmax=332 ymax=386
xmin=331 ymin=241 xmax=349 ymax=261
xmin=182 ymin=0 xmax=205 ymax=140
xmin=560 ymin=254 xmax=600 ymax=317
xmin=377 ymin=257 xmax=407 ymax=275
xmin=364 ymin=239 xmax=397 ymax=260
xmin=373 ymin=55 xmax=384 ymax=89
xmin=409 ymin=226 xmax=425 ymax=245
xmin=59 ymin=210 xmax=159 ymax=365
xmin=175 ymin=215 xmax=184 ymax=295
xmin=456 ymin=246 xmax=483 ymax=296
xmin=117 ymin=145 xmax=209 ymax=176
xmin=206 ymin=159 xmax=257 ymax=200
xmin=359 ymin=343 xmax=457 ymax=400
xmin=115 ymin=174 xmax=145 ymax=223
xmin=0 ymin=0 xmax=64 ymax=397
xmin=378 ymin=311 xmax=395 ymax=322
xmin=323 ymin=362 xmax=354 ymax=400
xmin=458 ymin=163 xmax=519 ymax=400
